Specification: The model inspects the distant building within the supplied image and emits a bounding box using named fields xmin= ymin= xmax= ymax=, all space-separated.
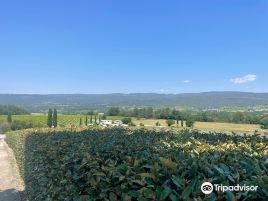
xmin=99 ymin=120 xmax=123 ymax=126
xmin=99 ymin=120 xmax=112 ymax=126
xmin=113 ymin=120 xmax=123 ymax=126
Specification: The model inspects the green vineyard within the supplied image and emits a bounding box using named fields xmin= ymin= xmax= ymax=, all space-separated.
xmin=6 ymin=128 xmax=268 ymax=200
xmin=0 ymin=115 xmax=123 ymax=127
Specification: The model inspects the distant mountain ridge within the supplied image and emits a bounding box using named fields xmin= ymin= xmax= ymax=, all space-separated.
xmin=0 ymin=92 xmax=268 ymax=112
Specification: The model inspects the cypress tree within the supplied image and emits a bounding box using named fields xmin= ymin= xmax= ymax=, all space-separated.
xmin=99 ymin=115 xmax=101 ymax=123
xmin=90 ymin=115 xmax=93 ymax=124
xmin=79 ymin=117 xmax=82 ymax=126
xmin=52 ymin=109 xmax=58 ymax=128
xmin=94 ymin=115 xmax=97 ymax=123
xmin=7 ymin=113 xmax=12 ymax=123
xmin=47 ymin=108 xmax=53 ymax=128
xmin=85 ymin=116 xmax=88 ymax=126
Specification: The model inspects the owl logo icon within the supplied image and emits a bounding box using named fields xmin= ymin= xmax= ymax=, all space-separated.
xmin=201 ymin=182 xmax=213 ymax=194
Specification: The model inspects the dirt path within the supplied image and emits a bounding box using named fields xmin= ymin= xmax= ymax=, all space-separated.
xmin=0 ymin=135 xmax=25 ymax=201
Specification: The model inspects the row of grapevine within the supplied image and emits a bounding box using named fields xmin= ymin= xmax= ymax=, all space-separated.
xmin=0 ymin=115 xmax=104 ymax=127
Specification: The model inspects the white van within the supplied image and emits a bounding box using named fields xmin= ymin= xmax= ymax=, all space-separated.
xmin=99 ymin=120 xmax=113 ymax=126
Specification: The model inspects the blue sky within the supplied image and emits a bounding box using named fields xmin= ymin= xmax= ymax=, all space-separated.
xmin=0 ymin=0 xmax=267 ymax=94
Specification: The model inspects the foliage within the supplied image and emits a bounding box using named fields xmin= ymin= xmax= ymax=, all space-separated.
xmin=86 ymin=110 xmax=94 ymax=115
xmin=79 ymin=117 xmax=83 ymax=126
xmin=186 ymin=118 xmax=194 ymax=127
xmin=47 ymin=108 xmax=53 ymax=128
xmin=0 ymin=114 xmax=120 ymax=127
xmin=0 ymin=122 xmax=11 ymax=133
xmin=166 ymin=119 xmax=175 ymax=127
xmin=121 ymin=117 xmax=132 ymax=124
xmin=260 ymin=117 xmax=268 ymax=129
xmin=6 ymin=128 xmax=268 ymax=201
xmin=107 ymin=107 xmax=265 ymax=126
xmin=2 ymin=93 xmax=268 ymax=113
xmin=10 ymin=120 xmax=34 ymax=130
xmin=7 ymin=113 xmax=12 ymax=123
xmin=94 ymin=115 xmax=97 ymax=123
xmin=156 ymin=122 xmax=161 ymax=126
xmin=0 ymin=105 xmax=29 ymax=115
xmin=128 ymin=122 xmax=136 ymax=126
xmin=107 ymin=107 xmax=120 ymax=116
xmin=52 ymin=109 xmax=58 ymax=127
xmin=85 ymin=116 xmax=88 ymax=126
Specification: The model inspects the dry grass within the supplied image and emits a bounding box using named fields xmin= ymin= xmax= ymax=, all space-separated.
xmin=133 ymin=119 xmax=168 ymax=126
xmin=194 ymin=121 xmax=267 ymax=134
xmin=133 ymin=119 xmax=268 ymax=134
xmin=133 ymin=119 xmax=186 ymax=127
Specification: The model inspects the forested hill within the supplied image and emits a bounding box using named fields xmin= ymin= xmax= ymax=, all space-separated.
xmin=0 ymin=105 xmax=30 ymax=115
xmin=0 ymin=92 xmax=268 ymax=112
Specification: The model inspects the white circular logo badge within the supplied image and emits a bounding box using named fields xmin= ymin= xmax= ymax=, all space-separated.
xmin=201 ymin=182 xmax=213 ymax=194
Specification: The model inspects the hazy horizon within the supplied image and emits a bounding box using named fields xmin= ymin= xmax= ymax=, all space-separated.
xmin=1 ymin=91 xmax=268 ymax=95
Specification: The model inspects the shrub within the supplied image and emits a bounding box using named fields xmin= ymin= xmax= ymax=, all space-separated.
xmin=260 ymin=117 xmax=268 ymax=129
xmin=166 ymin=119 xmax=175 ymax=127
xmin=155 ymin=122 xmax=161 ymax=126
xmin=186 ymin=119 xmax=195 ymax=127
xmin=10 ymin=120 xmax=33 ymax=131
xmin=121 ymin=117 xmax=132 ymax=124
xmin=139 ymin=123 xmax=144 ymax=126
xmin=7 ymin=113 xmax=12 ymax=123
xmin=128 ymin=122 xmax=136 ymax=126
xmin=6 ymin=128 xmax=268 ymax=201
xmin=0 ymin=122 xmax=11 ymax=133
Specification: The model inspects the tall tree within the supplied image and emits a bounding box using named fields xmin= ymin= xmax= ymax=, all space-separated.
xmin=7 ymin=113 xmax=12 ymax=123
xmin=85 ymin=116 xmax=88 ymax=126
xmin=79 ymin=117 xmax=82 ymax=126
xmin=90 ymin=115 xmax=93 ymax=124
xmin=94 ymin=115 xmax=97 ymax=123
xmin=52 ymin=109 xmax=57 ymax=128
xmin=47 ymin=108 xmax=53 ymax=128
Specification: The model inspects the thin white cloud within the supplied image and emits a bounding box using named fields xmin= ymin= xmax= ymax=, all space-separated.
xmin=230 ymin=74 xmax=257 ymax=84
xmin=183 ymin=80 xmax=191 ymax=83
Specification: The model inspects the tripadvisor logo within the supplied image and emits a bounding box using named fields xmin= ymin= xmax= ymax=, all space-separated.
xmin=201 ymin=182 xmax=213 ymax=194
xmin=201 ymin=182 xmax=258 ymax=194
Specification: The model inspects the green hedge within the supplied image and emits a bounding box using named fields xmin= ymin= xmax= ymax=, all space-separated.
xmin=6 ymin=128 xmax=268 ymax=201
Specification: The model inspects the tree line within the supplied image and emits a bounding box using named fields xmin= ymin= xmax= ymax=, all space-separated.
xmin=106 ymin=107 xmax=268 ymax=128
xmin=0 ymin=105 xmax=29 ymax=115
